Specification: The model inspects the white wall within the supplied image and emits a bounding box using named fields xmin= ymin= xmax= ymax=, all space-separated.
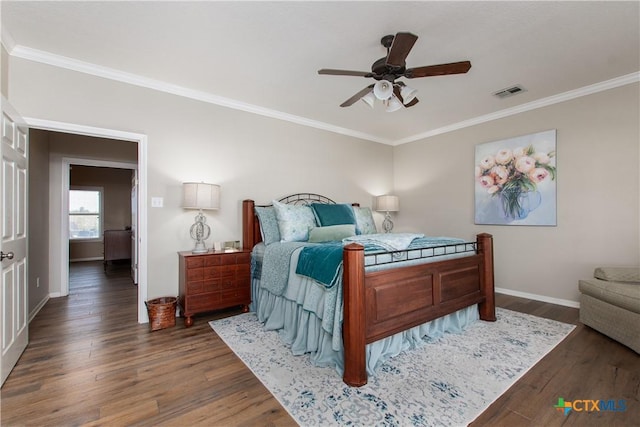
xmin=28 ymin=129 xmax=50 ymax=318
xmin=8 ymin=57 xmax=394 ymax=303
xmin=393 ymin=83 xmax=640 ymax=304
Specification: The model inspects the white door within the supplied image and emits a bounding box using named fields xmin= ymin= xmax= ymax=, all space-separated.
xmin=131 ymin=170 xmax=138 ymax=284
xmin=0 ymin=97 xmax=28 ymax=387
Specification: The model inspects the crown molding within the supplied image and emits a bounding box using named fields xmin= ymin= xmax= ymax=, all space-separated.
xmin=10 ymin=45 xmax=391 ymax=145
xmin=392 ymin=71 xmax=640 ymax=146
xmin=8 ymin=45 xmax=638 ymax=147
xmin=23 ymin=116 xmax=146 ymax=143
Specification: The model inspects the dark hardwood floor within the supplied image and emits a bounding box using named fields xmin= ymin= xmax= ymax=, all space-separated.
xmin=1 ymin=261 xmax=638 ymax=426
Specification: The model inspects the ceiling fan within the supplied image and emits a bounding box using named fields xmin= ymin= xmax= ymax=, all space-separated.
xmin=318 ymin=32 xmax=471 ymax=111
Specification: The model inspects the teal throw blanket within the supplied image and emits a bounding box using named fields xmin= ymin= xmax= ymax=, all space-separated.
xmin=295 ymin=243 xmax=344 ymax=288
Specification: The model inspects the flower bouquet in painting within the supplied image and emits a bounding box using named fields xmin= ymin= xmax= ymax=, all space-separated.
xmin=474 ymin=130 xmax=557 ymax=225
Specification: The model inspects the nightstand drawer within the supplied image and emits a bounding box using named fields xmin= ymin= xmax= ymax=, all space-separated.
xmin=221 ymin=289 xmax=251 ymax=303
xmin=186 ymin=268 xmax=204 ymax=281
xmin=186 ymin=293 xmax=220 ymax=310
xmin=204 ymin=256 xmax=222 ymax=267
xmin=187 ymin=281 xmax=204 ymax=294
xmin=186 ymin=257 xmax=204 ymax=269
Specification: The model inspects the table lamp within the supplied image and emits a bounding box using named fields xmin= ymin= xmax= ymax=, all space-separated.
xmin=182 ymin=182 xmax=220 ymax=253
xmin=376 ymin=195 xmax=399 ymax=233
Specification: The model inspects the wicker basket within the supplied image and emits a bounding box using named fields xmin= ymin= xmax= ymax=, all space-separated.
xmin=145 ymin=296 xmax=177 ymax=331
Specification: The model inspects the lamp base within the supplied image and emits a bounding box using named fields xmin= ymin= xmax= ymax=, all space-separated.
xmin=191 ymin=247 xmax=209 ymax=254
xmin=190 ymin=211 xmax=211 ymax=254
xmin=382 ymin=212 xmax=394 ymax=233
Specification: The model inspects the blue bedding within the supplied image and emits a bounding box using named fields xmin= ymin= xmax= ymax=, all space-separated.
xmin=251 ymin=236 xmax=479 ymax=376
xmin=260 ymin=241 xmax=309 ymax=295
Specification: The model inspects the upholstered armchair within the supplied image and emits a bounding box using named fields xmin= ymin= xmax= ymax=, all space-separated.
xmin=578 ymin=267 xmax=640 ymax=354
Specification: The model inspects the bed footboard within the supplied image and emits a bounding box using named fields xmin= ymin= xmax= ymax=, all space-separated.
xmin=342 ymin=233 xmax=496 ymax=387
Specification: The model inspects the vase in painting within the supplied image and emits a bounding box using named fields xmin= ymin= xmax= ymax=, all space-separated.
xmin=498 ymin=190 xmax=542 ymax=221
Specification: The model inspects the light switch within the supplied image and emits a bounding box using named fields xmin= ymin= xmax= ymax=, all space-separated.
xmin=151 ymin=197 xmax=163 ymax=208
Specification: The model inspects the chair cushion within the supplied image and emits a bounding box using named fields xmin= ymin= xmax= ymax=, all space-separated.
xmin=579 ymin=278 xmax=640 ymax=314
xmin=594 ymin=267 xmax=640 ymax=283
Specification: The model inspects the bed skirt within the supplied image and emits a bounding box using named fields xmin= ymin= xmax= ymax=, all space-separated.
xmin=250 ymin=277 xmax=479 ymax=376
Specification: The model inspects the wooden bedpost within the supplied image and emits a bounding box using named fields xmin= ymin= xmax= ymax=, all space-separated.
xmin=242 ymin=199 xmax=256 ymax=250
xmin=477 ymin=233 xmax=497 ymax=321
xmin=342 ymin=243 xmax=367 ymax=387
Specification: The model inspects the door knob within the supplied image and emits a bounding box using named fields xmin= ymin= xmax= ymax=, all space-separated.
xmin=0 ymin=251 xmax=14 ymax=261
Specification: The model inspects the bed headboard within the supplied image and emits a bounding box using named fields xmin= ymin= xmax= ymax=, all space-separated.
xmin=242 ymin=193 xmax=358 ymax=250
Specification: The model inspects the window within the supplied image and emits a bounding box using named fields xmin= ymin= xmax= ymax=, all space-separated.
xmin=69 ymin=188 xmax=103 ymax=240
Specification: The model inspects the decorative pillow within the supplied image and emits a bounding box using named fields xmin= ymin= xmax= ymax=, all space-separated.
xmin=311 ymin=203 xmax=356 ymax=227
xmin=352 ymin=206 xmax=377 ymax=235
xmin=272 ymin=200 xmax=317 ymax=242
xmin=254 ymin=206 xmax=280 ymax=245
xmin=308 ymin=224 xmax=356 ymax=243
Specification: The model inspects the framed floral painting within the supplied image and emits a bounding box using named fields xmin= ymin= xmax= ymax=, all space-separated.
xmin=475 ymin=129 xmax=557 ymax=226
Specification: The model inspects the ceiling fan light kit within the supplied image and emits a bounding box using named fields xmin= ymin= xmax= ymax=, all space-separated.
xmin=385 ymin=96 xmax=404 ymax=112
xmin=400 ymin=85 xmax=418 ymax=104
xmin=318 ymin=32 xmax=471 ymax=112
xmin=373 ymin=80 xmax=394 ymax=100
xmin=361 ymin=91 xmax=376 ymax=108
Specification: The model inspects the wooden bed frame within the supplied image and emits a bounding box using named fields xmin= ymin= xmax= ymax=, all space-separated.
xmin=242 ymin=197 xmax=496 ymax=387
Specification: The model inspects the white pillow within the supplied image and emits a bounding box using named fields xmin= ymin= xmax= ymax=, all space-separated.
xmin=352 ymin=206 xmax=377 ymax=235
xmin=272 ymin=200 xmax=317 ymax=242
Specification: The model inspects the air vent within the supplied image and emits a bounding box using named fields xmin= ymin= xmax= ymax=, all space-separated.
xmin=493 ymin=85 xmax=527 ymax=99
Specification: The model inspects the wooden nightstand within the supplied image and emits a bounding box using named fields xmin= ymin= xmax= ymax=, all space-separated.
xmin=178 ymin=249 xmax=251 ymax=327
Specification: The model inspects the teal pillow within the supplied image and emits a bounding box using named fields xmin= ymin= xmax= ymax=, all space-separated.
xmin=311 ymin=203 xmax=356 ymax=227
xmin=254 ymin=206 xmax=280 ymax=245
xmin=273 ymin=200 xmax=317 ymax=242
xmin=308 ymin=224 xmax=356 ymax=243
xmin=352 ymin=206 xmax=377 ymax=235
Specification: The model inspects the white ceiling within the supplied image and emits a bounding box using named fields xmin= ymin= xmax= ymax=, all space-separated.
xmin=2 ymin=1 xmax=639 ymax=145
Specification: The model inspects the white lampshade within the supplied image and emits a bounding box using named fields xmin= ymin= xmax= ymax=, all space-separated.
xmin=385 ymin=96 xmax=404 ymax=112
xmin=182 ymin=182 xmax=220 ymax=210
xmin=361 ymin=90 xmax=376 ymax=108
xmin=376 ymin=195 xmax=399 ymax=212
xmin=400 ymin=85 xmax=418 ymax=104
xmin=373 ymin=80 xmax=394 ymax=100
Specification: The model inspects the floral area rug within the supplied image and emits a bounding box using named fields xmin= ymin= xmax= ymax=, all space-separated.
xmin=209 ymin=308 xmax=574 ymax=427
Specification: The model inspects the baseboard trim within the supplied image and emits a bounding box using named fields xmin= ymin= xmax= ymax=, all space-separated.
xmin=70 ymin=257 xmax=104 ymax=262
xmin=29 ymin=295 xmax=50 ymax=323
xmin=496 ymin=287 xmax=580 ymax=309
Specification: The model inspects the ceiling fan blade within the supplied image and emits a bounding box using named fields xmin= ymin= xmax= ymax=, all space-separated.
xmin=405 ymin=97 xmax=419 ymax=107
xmin=393 ymin=85 xmax=404 ymax=104
xmin=405 ymin=61 xmax=472 ymax=78
xmin=318 ymin=69 xmax=373 ymax=77
xmin=386 ymin=32 xmax=418 ymax=67
xmin=340 ymin=85 xmax=374 ymax=107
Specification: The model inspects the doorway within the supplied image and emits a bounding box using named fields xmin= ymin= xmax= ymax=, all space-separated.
xmin=26 ymin=119 xmax=149 ymax=323
xmin=67 ymin=162 xmax=137 ymax=282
